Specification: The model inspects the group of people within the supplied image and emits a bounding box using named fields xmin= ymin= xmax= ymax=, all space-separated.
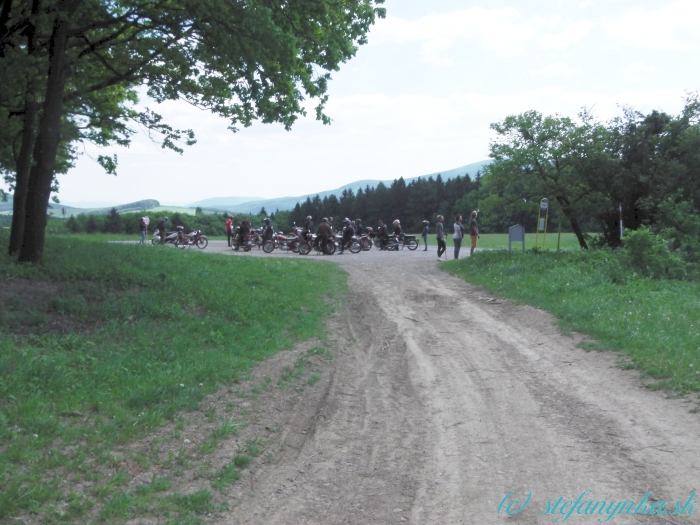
xmin=225 ymin=215 xmax=275 ymax=247
xmin=146 ymin=210 xmax=480 ymax=258
xmin=434 ymin=211 xmax=480 ymax=261
xmin=304 ymin=216 xmax=363 ymax=253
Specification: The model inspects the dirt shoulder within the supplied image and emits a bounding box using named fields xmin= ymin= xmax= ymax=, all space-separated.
xmin=200 ymin=245 xmax=700 ymax=524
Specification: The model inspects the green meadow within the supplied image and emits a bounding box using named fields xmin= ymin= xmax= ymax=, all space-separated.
xmin=0 ymin=233 xmax=346 ymax=522
xmin=443 ymin=249 xmax=700 ymax=393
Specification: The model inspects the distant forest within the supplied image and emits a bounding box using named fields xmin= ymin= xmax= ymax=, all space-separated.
xmin=288 ymin=174 xmax=485 ymax=232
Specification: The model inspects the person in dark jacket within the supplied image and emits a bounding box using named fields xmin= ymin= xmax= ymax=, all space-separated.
xmin=263 ymin=218 xmax=274 ymax=241
xmin=237 ymin=217 xmax=250 ymax=248
xmin=436 ymin=215 xmax=446 ymax=261
xmin=421 ymin=220 xmax=429 ymax=251
xmin=339 ymin=218 xmax=355 ymax=254
xmin=156 ymin=217 xmax=168 ymax=245
xmin=316 ymin=218 xmax=332 ymax=254
xmin=302 ymin=215 xmax=313 ymax=241
xmin=355 ymin=218 xmax=364 ymax=235
xmin=377 ymin=220 xmax=389 ymax=249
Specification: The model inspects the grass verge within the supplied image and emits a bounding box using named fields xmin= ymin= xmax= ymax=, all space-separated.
xmin=0 ymin=234 xmax=346 ymax=522
xmin=442 ymin=249 xmax=700 ymax=392
xmin=422 ymin=232 xmax=583 ymax=251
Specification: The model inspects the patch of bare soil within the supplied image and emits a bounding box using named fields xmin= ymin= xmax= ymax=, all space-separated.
xmin=203 ymin=247 xmax=700 ymax=524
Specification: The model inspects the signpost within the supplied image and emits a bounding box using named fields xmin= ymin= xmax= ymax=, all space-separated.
xmin=509 ymin=224 xmax=525 ymax=252
xmin=535 ymin=198 xmax=549 ymax=249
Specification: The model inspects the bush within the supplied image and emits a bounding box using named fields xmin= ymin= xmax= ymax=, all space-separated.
xmin=621 ymin=226 xmax=686 ymax=280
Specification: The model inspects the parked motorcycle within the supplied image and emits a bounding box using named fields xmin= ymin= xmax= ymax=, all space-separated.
xmin=335 ymin=233 xmax=362 ymax=254
xmin=152 ymin=230 xmax=178 ymax=245
xmin=358 ymin=227 xmax=373 ymax=251
xmin=175 ymin=229 xmax=208 ymax=249
xmin=399 ymin=233 xmax=419 ymax=251
xmin=262 ymin=232 xmax=299 ymax=253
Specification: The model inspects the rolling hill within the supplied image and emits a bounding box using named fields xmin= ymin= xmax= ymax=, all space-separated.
xmin=1 ymin=160 xmax=491 ymax=218
xmin=191 ymin=160 xmax=491 ymax=214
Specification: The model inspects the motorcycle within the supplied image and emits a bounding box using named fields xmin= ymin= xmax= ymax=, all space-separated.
xmin=334 ymin=233 xmax=362 ymax=254
xmin=262 ymin=232 xmax=300 ymax=253
xmin=398 ymin=233 xmax=419 ymax=251
xmin=152 ymin=230 xmax=178 ymax=245
xmin=232 ymin=227 xmax=256 ymax=252
xmin=298 ymin=233 xmax=335 ymax=255
xmin=175 ymin=229 xmax=208 ymax=249
xmin=358 ymin=227 xmax=373 ymax=251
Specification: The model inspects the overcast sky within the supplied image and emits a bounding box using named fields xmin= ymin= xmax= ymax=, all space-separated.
xmin=27 ymin=0 xmax=700 ymax=206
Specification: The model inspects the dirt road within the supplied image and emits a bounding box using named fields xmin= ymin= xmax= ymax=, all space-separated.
xmin=211 ymin=242 xmax=700 ymax=524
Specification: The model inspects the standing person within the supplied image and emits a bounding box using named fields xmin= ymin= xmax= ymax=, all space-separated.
xmin=262 ymin=218 xmax=274 ymax=241
xmin=316 ymin=217 xmax=332 ymax=254
xmin=436 ymin=215 xmax=446 ymax=261
xmin=156 ymin=216 xmax=168 ymax=245
xmin=355 ymin=218 xmax=364 ymax=235
xmin=377 ymin=220 xmax=389 ymax=250
xmin=328 ymin=216 xmax=334 ymax=233
xmin=469 ymin=210 xmax=480 ymax=256
xmin=225 ymin=215 xmax=234 ymax=246
xmin=302 ymin=215 xmax=313 ymax=241
xmin=339 ymin=218 xmax=354 ymax=254
xmin=453 ymin=214 xmax=465 ymax=259
xmin=421 ymin=220 xmax=429 ymax=251
xmin=238 ymin=217 xmax=250 ymax=248
xmin=139 ymin=216 xmax=148 ymax=244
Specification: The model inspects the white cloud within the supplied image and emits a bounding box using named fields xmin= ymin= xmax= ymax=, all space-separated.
xmin=536 ymin=20 xmax=593 ymax=50
xmin=604 ymin=1 xmax=700 ymax=51
xmin=617 ymin=61 xmax=658 ymax=82
xmin=530 ymin=63 xmax=583 ymax=78
xmin=419 ymin=38 xmax=454 ymax=66
xmin=374 ymin=7 xmax=548 ymax=58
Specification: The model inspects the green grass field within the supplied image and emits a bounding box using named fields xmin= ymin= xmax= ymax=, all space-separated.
xmin=0 ymin=234 xmax=346 ymax=522
xmin=442 ymin=250 xmax=700 ymax=393
xmin=423 ymin=232 xmax=583 ymax=251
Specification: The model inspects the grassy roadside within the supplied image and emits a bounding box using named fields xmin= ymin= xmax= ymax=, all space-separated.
xmin=441 ymin=250 xmax=700 ymax=393
xmin=56 ymin=232 xmax=585 ymax=250
xmin=0 ymin=234 xmax=346 ymax=523
xmin=421 ymin=232 xmax=582 ymax=250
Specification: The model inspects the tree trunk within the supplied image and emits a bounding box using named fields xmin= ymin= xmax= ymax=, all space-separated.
xmin=8 ymin=0 xmax=40 ymax=255
xmin=8 ymin=96 xmax=37 ymax=255
xmin=18 ymin=14 xmax=70 ymax=263
xmin=556 ymin=195 xmax=588 ymax=249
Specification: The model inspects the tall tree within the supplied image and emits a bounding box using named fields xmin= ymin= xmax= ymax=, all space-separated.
xmin=488 ymin=110 xmax=610 ymax=248
xmin=1 ymin=0 xmax=385 ymax=262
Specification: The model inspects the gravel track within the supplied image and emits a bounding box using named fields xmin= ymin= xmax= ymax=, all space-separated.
xmin=204 ymin=240 xmax=700 ymax=524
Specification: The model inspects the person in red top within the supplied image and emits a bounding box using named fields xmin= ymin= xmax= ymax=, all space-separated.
xmin=225 ymin=215 xmax=234 ymax=246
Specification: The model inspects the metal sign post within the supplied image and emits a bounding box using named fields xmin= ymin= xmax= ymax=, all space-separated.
xmin=535 ymin=198 xmax=550 ymax=249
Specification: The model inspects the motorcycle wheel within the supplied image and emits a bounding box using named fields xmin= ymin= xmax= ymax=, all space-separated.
xmin=196 ymin=236 xmax=208 ymax=249
xmin=175 ymin=240 xmax=187 ymax=249
xmin=349 ymin=242 xmax=361 ymax=254
xmin=406 ymin=239 xmax=419 ymax=251
xmin=262 ymin=240 xmax=275 ymax=253
xmin=291 ymin=241 xmax=299 ymax=253
xmin=298 ymin=242 xmax=311 ymax=255
xmin=324 ymin=242 xmax=336 ymax=255
xmin=151 ymin=237 xmax=160 ymax=246
xmin=361 ymin=238 xmax=372 ymax=251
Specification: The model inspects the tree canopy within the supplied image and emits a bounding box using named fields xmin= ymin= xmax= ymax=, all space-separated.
xmin=0 ymin=0 xmax=385 ymax=261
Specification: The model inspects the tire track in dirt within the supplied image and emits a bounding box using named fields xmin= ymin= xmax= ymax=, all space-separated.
xmin=213 ymin=246 xmax=700 ymax=524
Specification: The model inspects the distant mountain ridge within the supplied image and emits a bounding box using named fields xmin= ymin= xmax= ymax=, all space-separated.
xmin=1 ymin=160 xmax=491 ymax=217
xmin=190 ymin=160 xmax=491 ymax=214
